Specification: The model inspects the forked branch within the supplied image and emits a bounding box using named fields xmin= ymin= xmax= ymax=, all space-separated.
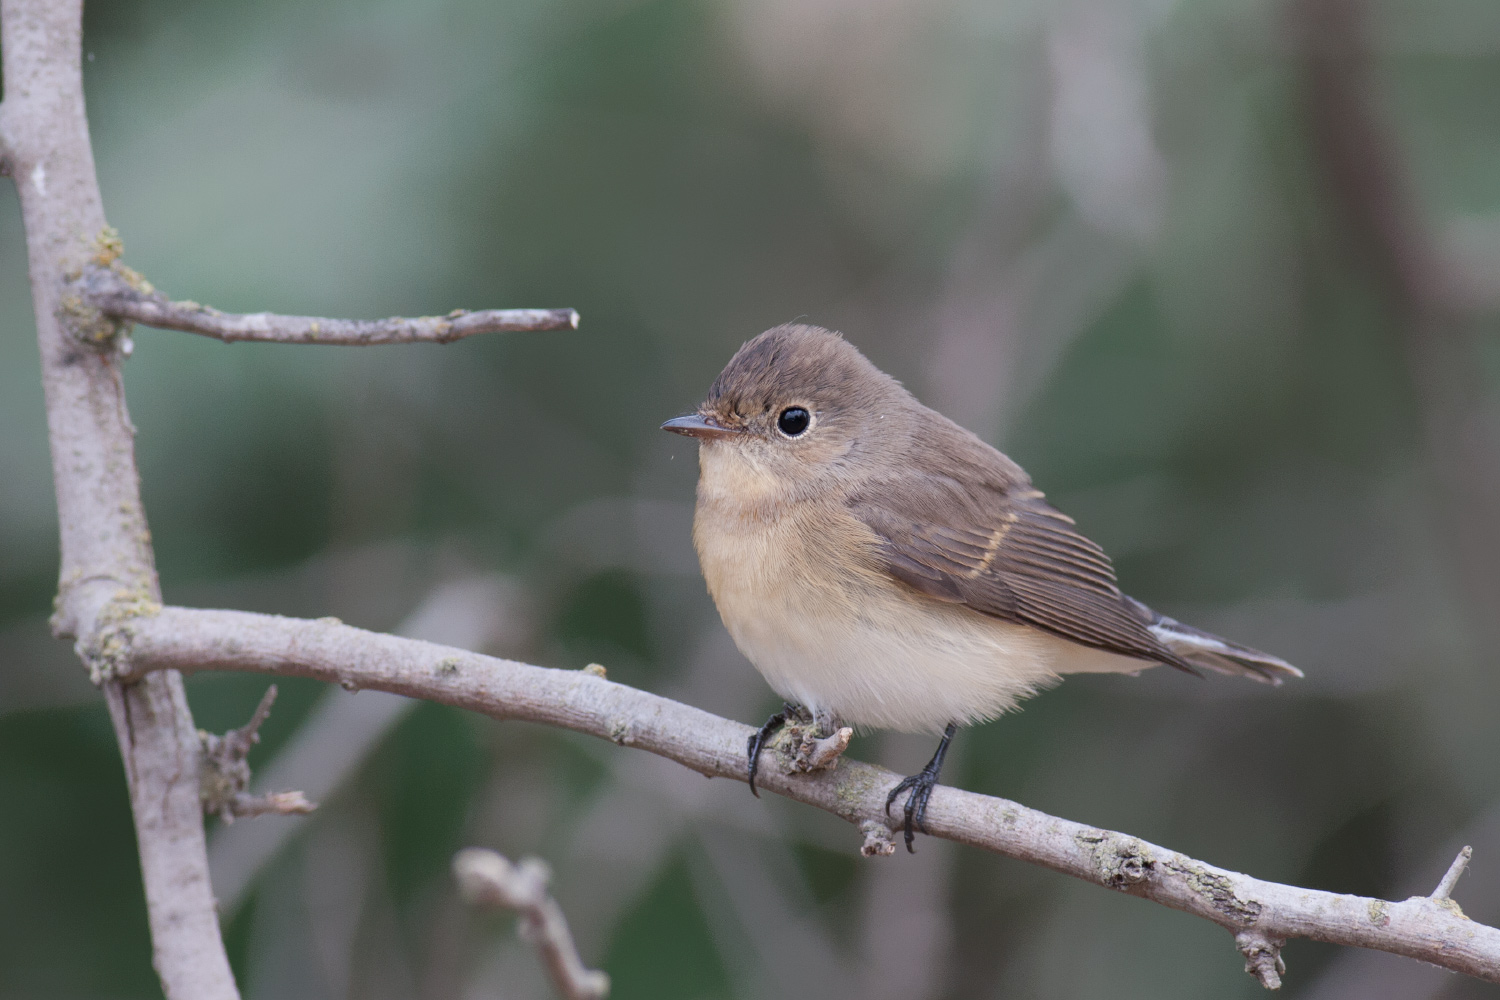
xmin=106 ymin=604 xmax=1500 ymax=990
xmin=199 ymin=685 xmax=318 ymax=823
xmin=455 ymin=848 xmax=610 ymax=1000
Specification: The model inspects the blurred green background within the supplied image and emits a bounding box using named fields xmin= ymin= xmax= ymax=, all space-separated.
xmin=3 ymin=0 xmax=1500 ymax=997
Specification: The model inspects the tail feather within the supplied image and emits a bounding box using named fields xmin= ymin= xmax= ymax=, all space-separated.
xmin=1127 ymin=598 xmax=1303 ymax=685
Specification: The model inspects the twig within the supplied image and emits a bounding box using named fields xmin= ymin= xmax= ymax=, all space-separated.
xmin=77 ymin=263 xmax=579 ymax=345
xmin=1432 ymin=846 xmax=1473 ymax=902
xmin=860 ymin=820 xmax=898 ymax=858
xmin=199 ymin=685 xmax=318 ymax=824
xmin=219 ymin=684 xmax=278 ymax=759
xmin=793 ymin=726 xmax=853 ymax=773
xmin=224 ymin=790 xmax=317 ymax=820
xmin=454 ymin=848 xmax=610 ymax=1000
xmin=1237 ymin=931 xmax=1288 ymax=991
xmin=103 ymin=604 xmax=1500 ymax=989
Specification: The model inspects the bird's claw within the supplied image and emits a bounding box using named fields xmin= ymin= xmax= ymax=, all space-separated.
xmin=885 ymin=766 xmax=940 ymax=852
xmin=882 ymin=722 xmax=957 ymax=853
xmin=747 ymin=703 xmax=800 ymax=797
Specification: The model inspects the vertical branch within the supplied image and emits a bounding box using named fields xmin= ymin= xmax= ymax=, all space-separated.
xmin=0 ymin=1 xmax=238 ymax=997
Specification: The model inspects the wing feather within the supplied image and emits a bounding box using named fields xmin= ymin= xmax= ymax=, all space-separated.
xmin=849 ymin=477 xmax=1195 ymax=674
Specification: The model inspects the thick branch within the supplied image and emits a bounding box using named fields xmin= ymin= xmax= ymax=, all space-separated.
xmin=78 ymin=263 xmax=579 ymax=345
xmin=110 ymin=605 xmax=1500 ymax=989
xmin=454 ymin=848 xmax=610 ymax=1000
xmin=1 ymin=2 xmax=238 ymax=997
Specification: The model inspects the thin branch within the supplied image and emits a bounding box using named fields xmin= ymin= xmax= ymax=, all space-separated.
xmin=105 ymin=604 xmax=1500 ymax=990
xmin=77 ymin=262 xmax=578 ymax=345
xmin=1432 ymin=846 xmax=1473 ymax=902
xmin=221 ymin=684 xmax=278 ymax=760
xmin=199 ymin=684 xmax=318 ymax=824
xmin=454 ymin=848 xmax=610 ymax=1000
xmin=1 ymin=0 xmax=238 ymax=996
xmin=223 ymin=790 xmax=317 ymax=820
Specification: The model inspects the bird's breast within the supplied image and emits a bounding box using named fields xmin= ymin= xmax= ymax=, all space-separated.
xmin=693 ymin=490 xmax=879 ymax=644
xmin=691 ymin=482 xmax=1057 ymax=734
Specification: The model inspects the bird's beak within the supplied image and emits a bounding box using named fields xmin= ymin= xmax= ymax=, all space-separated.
xmin=660 ymin=414 xmax=744 ymax=440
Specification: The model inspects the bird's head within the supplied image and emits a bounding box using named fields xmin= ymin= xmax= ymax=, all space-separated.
xmin=662 ymin=324 xmax=910 ymax=504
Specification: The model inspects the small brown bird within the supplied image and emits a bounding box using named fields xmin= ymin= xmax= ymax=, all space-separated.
xmin=663 ymin=324 xmax=1300 ymax=850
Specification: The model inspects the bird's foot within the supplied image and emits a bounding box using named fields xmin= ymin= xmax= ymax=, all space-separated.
xmin=884 ymin=723 xmax=957 ymax=853
xmin=747 ymin=702 xmax=796 ymax=797
xmin=748 ymin=704 xmax=850 ymax=795
xmin=884 ymin=767 xmax=941 ymax=853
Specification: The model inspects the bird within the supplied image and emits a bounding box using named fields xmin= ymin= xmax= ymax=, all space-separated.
xmin=662 ymin=324 xmax=1300 ymax=851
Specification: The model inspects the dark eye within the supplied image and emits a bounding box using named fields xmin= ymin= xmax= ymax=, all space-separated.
xmin=776 ymin=406 xmax=811 ymax=437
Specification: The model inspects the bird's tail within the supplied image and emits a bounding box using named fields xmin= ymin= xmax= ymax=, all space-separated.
xmin=1129 ymin=599 xmax=1303 ymax=685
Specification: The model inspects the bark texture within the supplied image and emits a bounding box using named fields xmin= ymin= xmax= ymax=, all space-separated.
xmin=79 ymin=262 xmax=579 ymax=345
xmin=111 ymin=605 xmax=1500 ymax=989
xmin=0 ymin=2 xmax=238 ymax=997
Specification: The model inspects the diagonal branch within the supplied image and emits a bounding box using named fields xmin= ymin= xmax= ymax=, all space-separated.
xmin=77 ymin=262 xmax=579 ymax=345
xmin=103 ymin=604 xmax=1500 ymax=990
xmin=454 ymin=848 xmax=610 ymax=1000
xmin=1431 ymin=846 xmax=1472 ymax=903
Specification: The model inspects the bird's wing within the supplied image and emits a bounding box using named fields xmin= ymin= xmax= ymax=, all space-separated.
xmin=848 ymin=476 xmax=1196 ymax=674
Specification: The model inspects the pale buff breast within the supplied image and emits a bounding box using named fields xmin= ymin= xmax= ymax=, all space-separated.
xmin=690 ymin=443 xmax=1122 ymax=734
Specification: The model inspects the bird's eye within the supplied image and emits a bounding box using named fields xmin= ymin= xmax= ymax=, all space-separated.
xmin=776 ymin=406 xmax=811 ymax=437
